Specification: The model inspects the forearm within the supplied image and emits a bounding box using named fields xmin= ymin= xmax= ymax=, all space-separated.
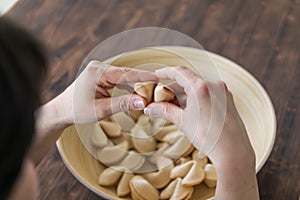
xmin=28 ymin=96 xmax=70 ymax=165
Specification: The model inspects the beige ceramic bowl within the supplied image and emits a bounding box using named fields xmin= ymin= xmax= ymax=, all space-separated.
xmin=57 ymin=46 xmax=276 ymax=199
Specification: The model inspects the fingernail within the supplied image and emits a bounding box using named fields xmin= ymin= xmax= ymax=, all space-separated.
xmin=144 ymin=107 xmax=150 ymax=115
xmin=133 ymin=99 xmax=145 ymax=110
xmin=144 ymin=104 xmax=164 ymax=117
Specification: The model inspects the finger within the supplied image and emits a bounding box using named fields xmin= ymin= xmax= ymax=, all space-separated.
xmin=101 ymin=66 xmax=158 ymax=85
xmin=155 ymin=66 xmax=204 ymax=96
xmin=144 ymin=102 xmax=183 ymax=127
xmin=115 ymin=83 xmax=135 ymax=93
xmin=95 ymin=94 xmax=146 ymax=118
xmin=167 ymin=82 xmax=184 ymax=94
xmin=95 ymin=85 xmax=111 ymax=98
xmin=171 ymin=93 xmax=187 ymax=108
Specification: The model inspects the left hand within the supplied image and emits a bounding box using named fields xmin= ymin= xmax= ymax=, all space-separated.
xmin=47 ymin=60 xmax=157 ymax=126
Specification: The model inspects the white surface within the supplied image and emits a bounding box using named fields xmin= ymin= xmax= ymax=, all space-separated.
xmin=0 ymin=0 xmax=19 ymax=15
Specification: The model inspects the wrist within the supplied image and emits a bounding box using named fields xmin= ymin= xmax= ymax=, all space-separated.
xmin=35 ymin=97 xmax=70 ymax=134
xmin=210 ymin=147 xmax=258 ymax=199
xmin=207 ymin=117 xmax=256 ymax=175
xmin=214 ymin=153 xmax=256 ymax=181
xmin=215 ymin=164 xmax=258 ymax=200
xmin=210 ymin=146 xmax=256 ymax=172
xmin=30 ymin=97 xmax=70 ymax=164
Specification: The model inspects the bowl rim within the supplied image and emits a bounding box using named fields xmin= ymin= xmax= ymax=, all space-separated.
xmin=56 ymin=46 xmax=277 ymax=198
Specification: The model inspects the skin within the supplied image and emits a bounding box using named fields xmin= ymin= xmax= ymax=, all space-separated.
xmin=144 ymin=66 xmax=259 ymax=200
xmin=8 ymin=160 xmax=38 ymax=200
xmin=30 ymin=61 xmax=157 ymax=164
xmin=8 ymin=63 xmax=259 ymax=200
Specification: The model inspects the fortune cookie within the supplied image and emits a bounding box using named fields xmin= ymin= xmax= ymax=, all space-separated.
xmin=161 ymin=178 xmax=194 ymax=200
xmin=113 ymin=112 xmax=135 ymax=132
xmin=163 ymin=134 xmax=194 ymax=159
xmin=151 ymin=117 xmax=166 ymax=128
xmin=99 ymin=120 xmax=122 ymax=138
xmin=204 ymin=164 xmax=217 ymax=188
xmin=131 ymin=126 xmax=156 ymax=154
xmin=99 ymin=167 xmax=134 ymax=197
xmin=136 ymin=114 xmax=152 ymax=135
xmin=154 ymin=125 xmax=178 ymax=141
xmin=117 ymin=170 xmax=134 ymax=197
xmin=136 ymin=114 xmax=151 ymax=127
xmin=170 ymin=160 xmax=205 ymax=187
xmin=118 ymin=151 xmax=145 ymax=172
xmin=90 ymin=127 xmax=109 ymax=148
xmin=170 ymin=161 xmax=194 ymax=179
xmin=130 ymin=110 xmax=144 ymax=122
xmin=149 ymin=143 xmax=169 ymax=164
xmin=143 ymin=156 xmax=174 ymax=189
xmin=134 ymin=82 xmax=175 ymax=104
xmin=98 ymin=166 xmax=124 ymax=186
xmin=129 ymin=176 xmax=159 ymax=200
xmin=192 ymin=149 xmax=208 ymax=168
xmin=175 ymin=156 xmax=192 ymax=166
xmin=97 ymin=140 xmax=129 ymax=165
xmin=181 ymin=161 xmax=205 ymax=186
xmin=154 ymin=83 xmax=175 ymax=102
xmin=134 ymin=82 xmax=157 ymax=103
xmin=110 ymin=133 xmax=133 ymax=149
xmin=161 ymin=130 xmax=183 ymax=144
xmin=170 ymin=178 xmax=194 ymax=200
xmin=160 ymin=179 xmax=178 ymax=199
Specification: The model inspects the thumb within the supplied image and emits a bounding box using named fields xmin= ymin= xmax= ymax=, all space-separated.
xmin=144 ymin=102 xmax=183 ymax=127
xmin=95 ymin=94 xmax=146 ymax=118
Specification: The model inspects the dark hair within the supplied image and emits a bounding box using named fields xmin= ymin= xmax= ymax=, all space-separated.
xmin=0 ymin=17 xmax=48 ymax=199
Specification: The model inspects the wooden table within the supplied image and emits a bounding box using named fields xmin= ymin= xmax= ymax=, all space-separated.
xmin=6 ymin=0 xmax=300 ymax=199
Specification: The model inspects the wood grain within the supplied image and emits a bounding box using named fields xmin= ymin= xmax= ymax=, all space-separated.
xmin=5 ymin=0 xmax=300 ymax=199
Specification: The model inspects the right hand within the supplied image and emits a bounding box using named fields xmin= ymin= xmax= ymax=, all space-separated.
xmin=144 ymin=66 xmax=259 ymax=199
xmin=144 ymin=66 xmax=255 ymax=166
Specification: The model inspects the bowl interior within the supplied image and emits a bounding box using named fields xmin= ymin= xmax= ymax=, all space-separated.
xmin=57 ymin=46 xmax=276 ymax=200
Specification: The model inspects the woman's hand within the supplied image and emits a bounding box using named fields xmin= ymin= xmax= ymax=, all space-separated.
xmin=144 ymin=66 xmax=259 ymax=200
xmin=30 ymin=61 xmax=157 ymax=164
xmin=46 ymin=60 xmax=158 ymax=127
